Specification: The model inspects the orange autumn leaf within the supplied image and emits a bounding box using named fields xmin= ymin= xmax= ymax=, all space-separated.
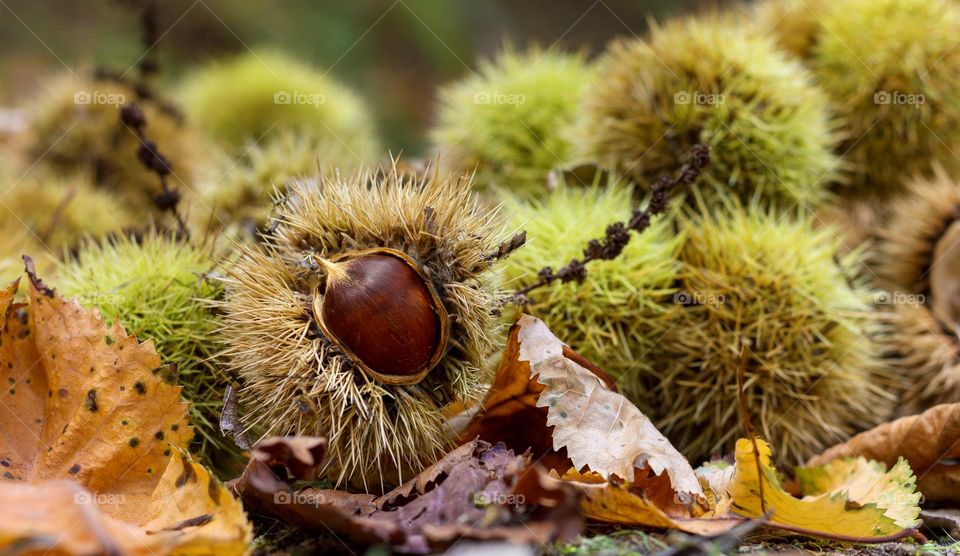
xmin=0 ymin=266 xmax=252 ymax=555
xmin=459 ymin=321 xmax=559 ymax=466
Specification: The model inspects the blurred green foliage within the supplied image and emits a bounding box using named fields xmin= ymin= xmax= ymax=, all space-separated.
xmin=0 ymin=0 xmax=720 ymax=154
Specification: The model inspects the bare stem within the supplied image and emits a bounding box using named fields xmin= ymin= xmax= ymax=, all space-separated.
xmin=505 ymin=144 xmax=711 ymax=305
xmin=737 ymin=341 xmax=766 ymax=515
xmin=120 ymin=103 xmax=189 ymax=239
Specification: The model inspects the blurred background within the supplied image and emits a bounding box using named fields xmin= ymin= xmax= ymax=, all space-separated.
xmin=0 ymin=0 xmax=730 ymax=153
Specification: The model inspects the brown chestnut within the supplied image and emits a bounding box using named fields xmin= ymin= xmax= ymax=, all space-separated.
xmin=311 ymin=248 xmax=449 ymax=385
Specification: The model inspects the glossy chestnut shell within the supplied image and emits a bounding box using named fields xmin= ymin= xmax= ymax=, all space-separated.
xmin=312 ymin=248 xmax=449 ymax=385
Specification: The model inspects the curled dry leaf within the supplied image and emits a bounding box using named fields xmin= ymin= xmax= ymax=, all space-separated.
xmin=919 ymin=508 xmax=960 ymax=538
xmin=808 ymin=402 xmax=960 ymax=503
xmin=695 ymin=461 xmax=735 ymax=517
xmin=461 ymin=314 xmax=713 ymax=531
xmin=555 ymin=469 xmax=676 ymax=529
xmin=557 ymin=469 xmax=743 ymax=536
xmin=229 ymin=436 xmax=582 ymax=554
xmin=521 ymin=316 xmax=702 ymax=500
xmin=720 ymin=439 xmax=920 ymax=541
xmin=0 ymin=267 xmax=252 ymax=555
xmin=251 ymin=436 xmax=328 ymax=483
xmin=457 ymin=318 xmax=568 ymax=471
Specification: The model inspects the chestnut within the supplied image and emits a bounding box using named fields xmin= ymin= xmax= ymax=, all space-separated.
xmin=312 ymin=248 xmax=449 ymax=385
xmin=219 ymin=167 xmax=506 ymax=488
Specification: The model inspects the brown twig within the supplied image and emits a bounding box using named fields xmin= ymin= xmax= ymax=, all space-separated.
xmin=93 ymin=68 xmax=183 ymax=121
xmin=486 ymin=231 xmax=526 ymax=262
xmin=39 ymin=187 xmax=77 ymax=245
xmin=736 ymin=341 xmax=766 ymax=515
xmin=120 ymin=103 xmax=189 ymax=239
xmin=96 ymin=0 xmax=183 ymax=122
xmin=136 ymin=0 xmax=160 ymax=81
xmin=652 ymin=517 xmax=766 ymax=556
xmin=111 ymin=0 xmax=160 ymax=86
xmin=505 ymin=144 xmax=710 ymax=305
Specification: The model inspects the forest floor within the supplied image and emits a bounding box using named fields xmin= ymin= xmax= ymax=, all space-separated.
xmin=248 ymin=519 xmax=960 ymax=556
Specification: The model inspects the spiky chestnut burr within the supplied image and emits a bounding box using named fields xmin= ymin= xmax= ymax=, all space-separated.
xmin=22 ymin=73 xmax=199 ymax=212
xmin=177 ymin=50 xmax=378 ymax=155
xmin=886 ymin=302 xmax=960 ymax=413
xmin=577 ymin=15 xmax=840 ymax=208
xmin=196 ymin=129 xmax=363 ymax=236
xmin=813 ymin=199 xmax=877 ymax=257
xmin=55 ymin=233 xmax=235 ymax=472
xmin=500 ymin=182 xmax=683 ymax=385
xmin=629 ymin=200 xmax=897 ymax=465
xmin=0 ymin=171 xmax=138 ymax=251
xmin=431 ymin=47 xmax=592 ymax=196
xmin=749 ymin=0 xmax=830 ymax=60
xmin=811 ymin=0 xmax=960 ymax=198
xmin=217 ymin=164 xmax=505 ymax=489
xmin=871 ymin=169 xmax=960 ymax=411
xmin=873 ymin=168 xmax=960 ymax=295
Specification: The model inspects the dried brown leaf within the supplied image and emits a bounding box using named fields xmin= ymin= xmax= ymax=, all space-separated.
xmin=522 ymin=315 xmax=701 ymax=500
xmin=0 ymin=268 xmax=252 ymax=555
xmin=230 ymin=437 xmax=582 ymax=553
xmin=460 ymin=315 xmax=720 ymax=533
xmin=459 ymin=323 xmax=566 ymax=470
xmin=808 ymin=403 xmax=960 ymax=503
xmin=466 ymin=315 xmax=703 ymax=504
xmin=920 ymin=508 xmax=960 ymax=538
xmin=252 ymin=436 xmax=327 ymax=482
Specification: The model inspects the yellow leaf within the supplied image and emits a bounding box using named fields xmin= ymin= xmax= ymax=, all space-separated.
xmin=729 ymin=438 xmax=916 ymax=539
xmin=808 ymin=402 xmax=960 ymax=504
xmin=559 ymin=469 xmax=742 ymax=536
xmin=795 ymin=457 xmax=921 ymax=529
xmin=0 ymin=270 xmax=252 ymax=555
xmin=142 ymin=454 xmax=252 ymax=554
